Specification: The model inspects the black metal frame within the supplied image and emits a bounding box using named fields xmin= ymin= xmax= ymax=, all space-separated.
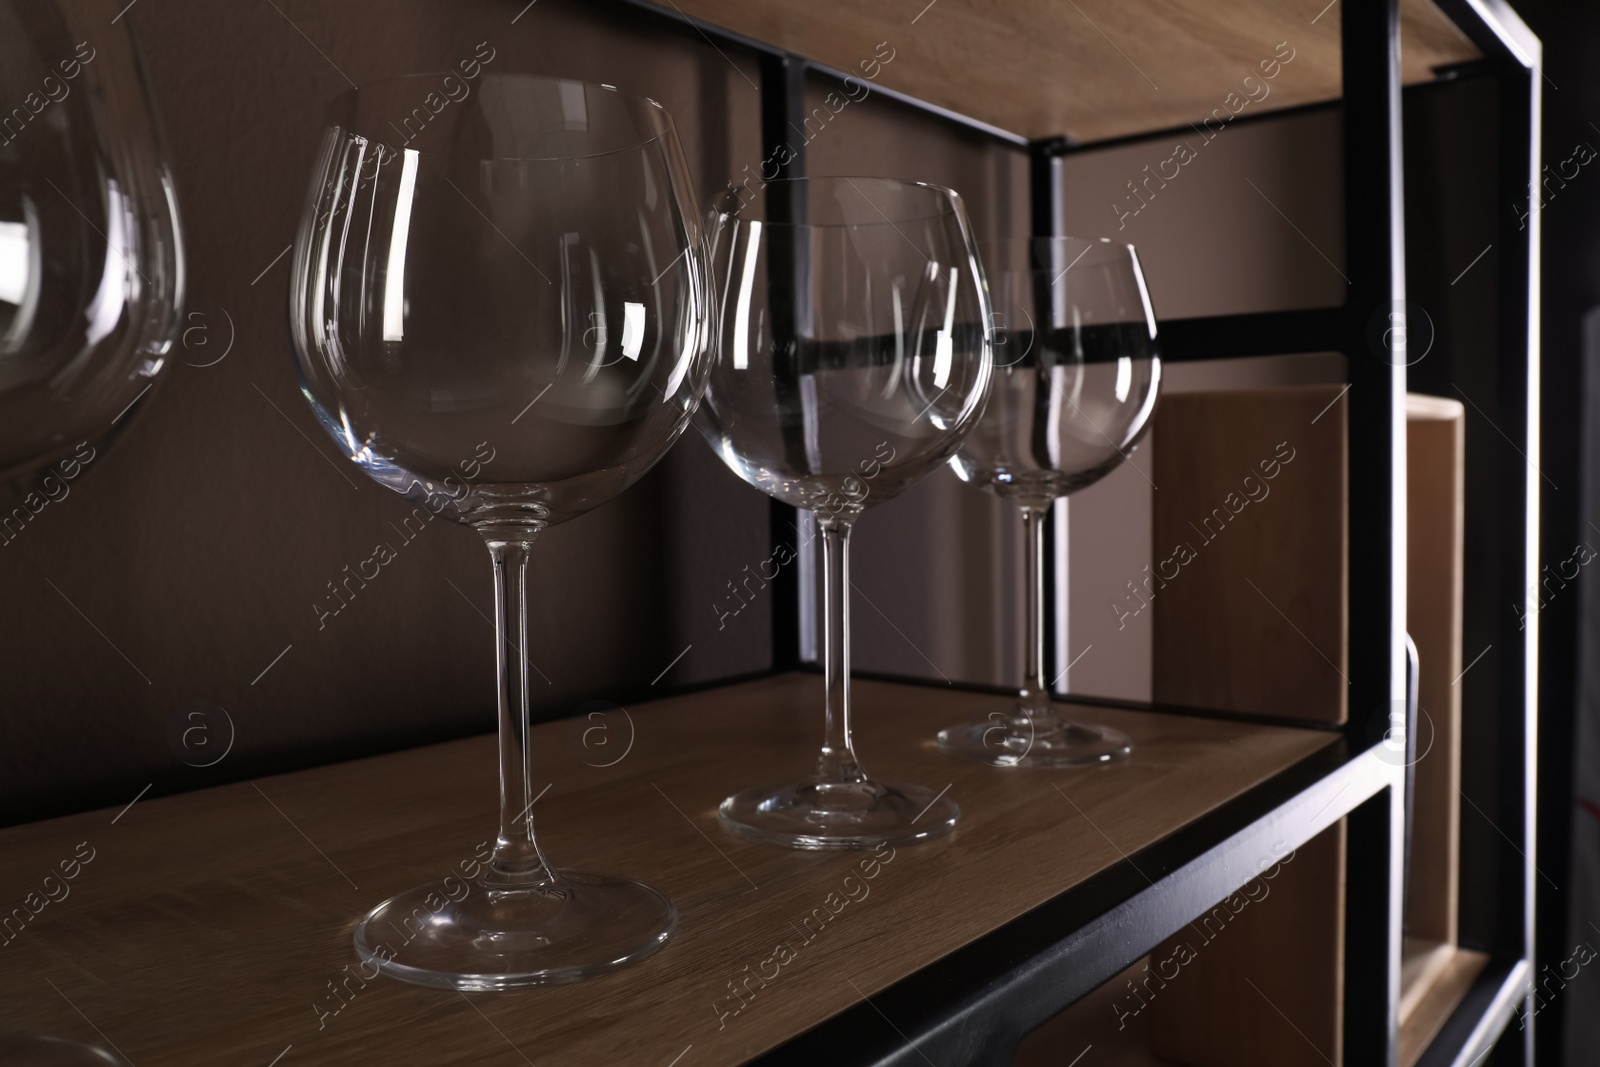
xmin=753 ymin=717 xmax=1397 ymax=1065
xmin=616 ymin=0 xmax=1542 ymax=1060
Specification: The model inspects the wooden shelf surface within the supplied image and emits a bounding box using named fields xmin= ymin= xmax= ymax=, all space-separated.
xmin=656 ymin=0 xmax=1479 ymax=142
xmin=1400 ymin=940 xmax=1491 ymax=1067
xmin=0 ymin=673 xmax=1337 ymax=1065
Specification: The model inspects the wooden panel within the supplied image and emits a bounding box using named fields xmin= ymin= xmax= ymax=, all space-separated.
xmin=659 ymin=0 xmax=1479 ymax=142
xmin=1014 ymin=956 xmax=1168 ymax=1066
xmin=1404 ymin=395 xmax=1465 ymax=945
xmin=1399 ymin=945 xmax=1489 ymax=1067
xmin=1146 ymin=824 xmax=1346 ymax=1067
xmin=0 ymin=674 xmax=1334 ymax=1065
xmin=1014 ymin=891 xmax=1488 ymax=1067
xmin=1152 ymin=384 xmax=1349 ymax=723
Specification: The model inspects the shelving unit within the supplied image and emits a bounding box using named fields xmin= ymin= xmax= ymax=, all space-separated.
xmin=0 ymin=1 xmax=1536 ymax=1064
xmin=616 ymin=0 xmax=1541 ymax=1064
xmin=0 ymin=674 xmax=1343 ymax=1064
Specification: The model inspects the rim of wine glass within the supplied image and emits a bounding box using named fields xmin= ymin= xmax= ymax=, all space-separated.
xmin=981 ymin=234 xmax=1160 ymax=340
xmin=331 ymin=73 xmax=680 ymax=163
xmin=711 ymin=174 xmax=973 ymax=228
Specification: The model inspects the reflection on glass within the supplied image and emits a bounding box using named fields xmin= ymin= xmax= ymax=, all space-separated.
xmin=699 ymin=176 xmax=991 ymax=849
xmin=0 ymin=0 xmax=183 ymax=480
xmin=289 ymin=74 xmax=710 ymax=989
xmin=0 ymin=1034 xmax=127 ymax=1065
xmin=939 ymin=237 xmax=1160 ymax=768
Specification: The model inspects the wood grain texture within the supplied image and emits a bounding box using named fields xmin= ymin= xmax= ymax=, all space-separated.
xmin=1404 ymin=396 xmax=1465 ymax=946
xmin=656 ymin=0 xmax=1479 ymax=142
xmin=1145 ymin=823 xmax=1346 ymax=1067
xmin=1014 ymin=956 xmax=1168 ymax=1066
xmin=1016 ymin=834 xmax=1350 ymax=1067
xmin=0 ymin=674 xmax=1335 ymax=1065
xmin=1152 ymin=384 xmax=1349 ymax=723
xmin=1398 ymin=945 xmax=1489 ymax=1067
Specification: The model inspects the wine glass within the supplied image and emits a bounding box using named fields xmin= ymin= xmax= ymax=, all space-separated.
xmin=0 ymin=0 xmax=184 ymax=480
xmin=699 ymin=176 xmax=992 ymax=849
xmin=288 ymin=75 xmax=710 ymax=989
xmin=938 ymin=236 xmax=1160 ymax=768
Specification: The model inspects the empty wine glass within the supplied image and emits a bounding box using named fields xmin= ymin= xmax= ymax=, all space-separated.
xmin=938 ymin=236 xmax=1160 ymax=767
xmin=289 ymin=75 xmax=709 ymax=988
xmin=700 ymin=176 xmax=991 ymax=849
xmin=0 ymin=0 xmax=184 ymax=480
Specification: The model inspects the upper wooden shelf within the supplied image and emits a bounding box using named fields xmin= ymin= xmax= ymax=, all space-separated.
xmin=0 ymin=674 xmax=1335 ymax=1065
xmin=661 ymin=0 xmax=1480 ymax=142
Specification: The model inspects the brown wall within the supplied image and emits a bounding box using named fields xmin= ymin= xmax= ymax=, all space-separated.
xmin=0 ymin=0 xmax=1354 ymax=823
xmin=807 ymin=80 xmax=1349 ymax=707
xmin=0 ymin=0 xmax=773 ymax=823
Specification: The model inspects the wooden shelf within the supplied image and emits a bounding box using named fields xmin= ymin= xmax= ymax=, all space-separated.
xmin=653 ymin=0 xmax=1478 ymax=142
xmin=0 ymin=674 xmax=1336 ymax=1065
xmin=1400 ymin=939 xmax=1491 ymax=1067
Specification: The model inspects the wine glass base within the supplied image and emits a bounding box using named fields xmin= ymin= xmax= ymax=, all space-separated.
xmin=0 ymin=1036 xmax=126 ymax=1065
xmin=352 ymin=869 xmax=675 ymax=991
xmin=936 ymin=715 xmax=1133 ymax=768
xmin=719 ymin=778 xmax=958 ymax=850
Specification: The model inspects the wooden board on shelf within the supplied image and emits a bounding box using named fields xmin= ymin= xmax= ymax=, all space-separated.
xmin=1405 ymin=394 xmax=1465 ymax=946
xmin=653 ymin=0 xmax=1479 ymax=143
xmin=1014 ymin=955 xmax=1170 ymax=1066
xmin=0 ymin=673 xmax=1335 ymax=1066
xmin=1399 ymin=943 xmax=1490 ymax=1067
xmin=1151 ymin=384 xmax=1349 ymax=724
xmin=1145 ymin=823 xmax=1346 ymax=1067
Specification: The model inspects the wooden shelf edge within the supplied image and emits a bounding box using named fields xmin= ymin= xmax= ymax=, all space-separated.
xmin=1400 ymin=945 xmax=1490 ymax=1067
xmin=1415 ymin=958 xmax=1531 ymax=1067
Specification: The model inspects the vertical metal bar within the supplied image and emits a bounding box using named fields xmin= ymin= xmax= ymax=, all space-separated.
xmin=760 ymin=52 xmax=807 ymax=670
xmin=1342 ymin=0 xmax=1408 ymax=746
xmin=1342 ymin=0 xmax=1407 ymax=1061
xmin=1496 ymin=48 xmax=1540 ymax=1067
xmin=1346 ymin=783 xmax=1406 ymax=1067
xmin=1028 ymin=141 xmax=1069 ymax=693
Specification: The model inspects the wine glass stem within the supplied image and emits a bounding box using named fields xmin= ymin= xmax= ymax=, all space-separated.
xmin=817 ymin=518 xmax=866 ymax=784
xmin=484 ymin=537 xmax=556 ymax=888
xmin=1019 ymin=502 xmax=1055 ymax=717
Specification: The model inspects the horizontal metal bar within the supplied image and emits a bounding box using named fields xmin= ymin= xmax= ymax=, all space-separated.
xmin=1430 ymin=0 xmax=1541 ymax=71
xmin=1415 ymin=958 xmax=1531 ymax=1067
xmin=803 ymin=60 xmax=1028 ymax=146
xmin=609 ymin=0 xmax=785 ymax=60
xmin=613 ymin=0 xmax=1026 ymax=146
xmin=1158 ymin=307 xmax=1346 ymax=361
xmin=1038 ymin=98 xmax=1342 ymax=159
xmin=757 ymin=741 xmax=1399 ymax=1066
xmin=1033 ymin=73 xmax=1503 ymax=163
xmin=839 ymin=663 xmax=1347 ymax=733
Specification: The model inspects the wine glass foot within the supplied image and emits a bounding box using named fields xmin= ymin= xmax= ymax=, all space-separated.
xmin=937 ymin=713 xmax=1132 ymax=768
xmin=352 ymin=869 xmax=675 ymax=991
xmin=0 ymin=1036 xmax=126 ymax=1065
xmin=719 ymin=777 xmax=958 ymax=850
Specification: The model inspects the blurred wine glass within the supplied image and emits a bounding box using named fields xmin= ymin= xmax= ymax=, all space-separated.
xmin=0 ymin=0 xmax=178 ymax=1051
xmin=290 ymin=74 xmax=709 ymax=989
xmin=939 ymin=236 xmax=1160 ymax=768
xmin=699 ymin=176 xmax=991 ymax=849
xmin=0 ymin=0 xmax=183 ymax=482
xmin=0 ymin=1034 xmax=127 ymax=1065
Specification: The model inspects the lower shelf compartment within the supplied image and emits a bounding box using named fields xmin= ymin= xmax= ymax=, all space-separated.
xmin=1401 ymin=939 xmax=1491 ymax=1067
